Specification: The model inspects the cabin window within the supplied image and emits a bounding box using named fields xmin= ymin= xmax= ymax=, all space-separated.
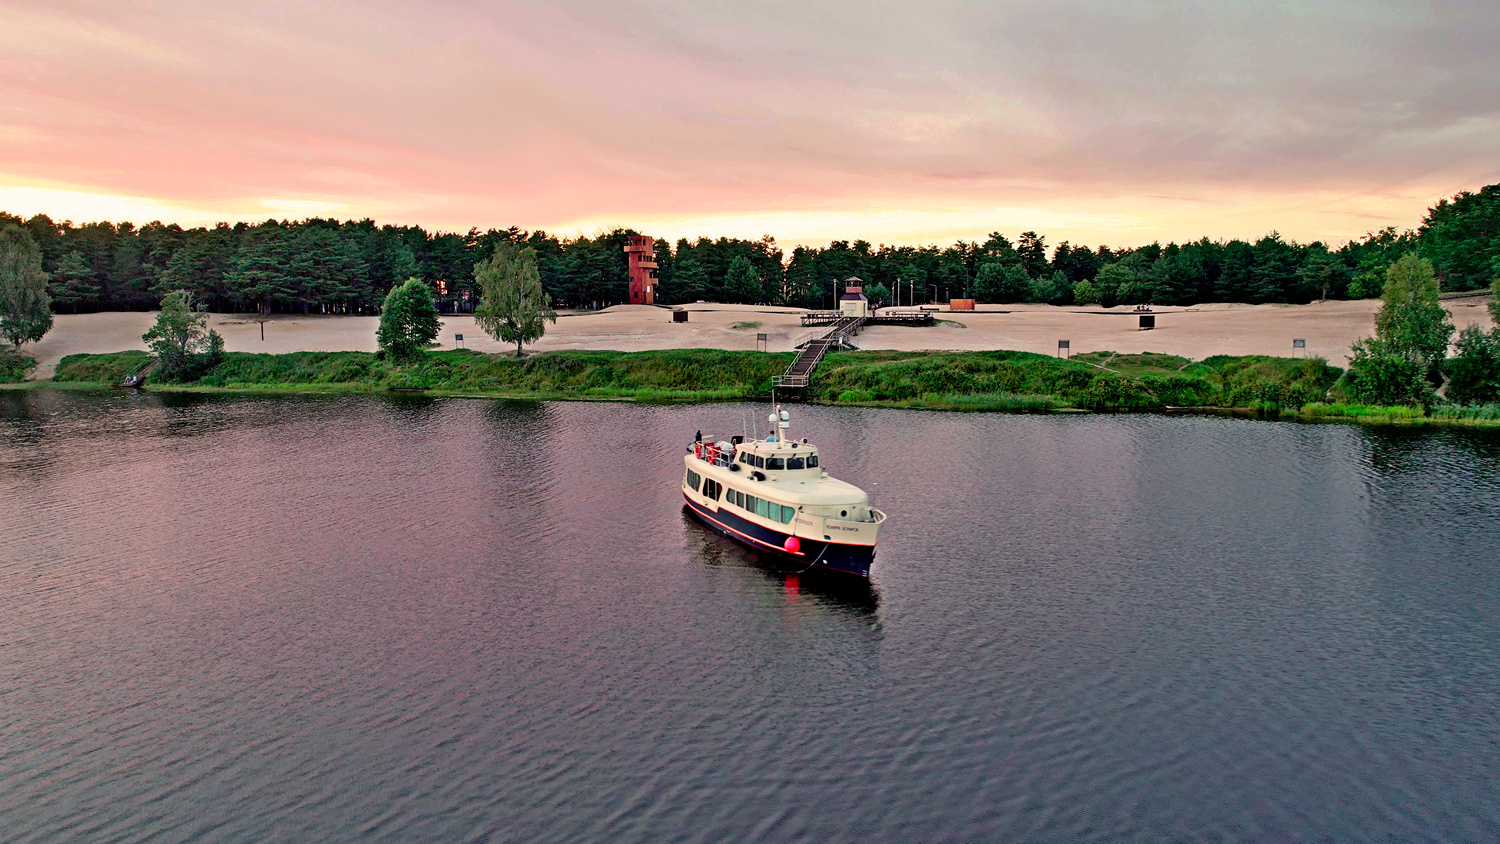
xmin=755 ymin=498 xmax=769 ymax=517
xmin=787 ymin=456 xmax=805 ymax=470
xmin=745 ymin=494 xmax=757 ymax=512
xmin=781 ymin=505 xmax=796 ymax=523
xmin=766 ymin=457 xmax=785 ymax=470
xmin=732 ymin=489 xmax=743 ymax=508
xmin=807 ymin=455 xmax=819 ymax=468
xmin=703 ymin=480 xmax=721 ymax=500
xmin=685 ymin=470 xmax=701 ymax=491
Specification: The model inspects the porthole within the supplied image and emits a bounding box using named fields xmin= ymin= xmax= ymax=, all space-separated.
xmin=840 ymin=509 xmax=847 ymax=517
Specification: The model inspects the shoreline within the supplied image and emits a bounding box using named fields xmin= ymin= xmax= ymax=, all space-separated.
xmin=9 ymin=347 xmax=1498 ymax=429
xmin=8 ymin=382 xmax=1495 ymax=428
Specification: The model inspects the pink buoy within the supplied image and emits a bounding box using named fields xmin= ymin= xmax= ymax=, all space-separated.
xmin=783 ymin=536 xmax=800 ymax=553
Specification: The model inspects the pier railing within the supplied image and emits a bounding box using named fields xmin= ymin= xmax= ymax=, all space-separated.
xmin=775 ymin=315 xmax=868 ymax=389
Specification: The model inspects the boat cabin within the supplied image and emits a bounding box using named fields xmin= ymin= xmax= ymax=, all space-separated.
xmin=734 ymin=438 xmax=820 ymax=475
xmin=691 ymin=437 xmax=820 ymax=474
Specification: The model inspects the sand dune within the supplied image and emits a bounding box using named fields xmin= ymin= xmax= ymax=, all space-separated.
xmin=23 ymin=299 xmax=1495 ymax=380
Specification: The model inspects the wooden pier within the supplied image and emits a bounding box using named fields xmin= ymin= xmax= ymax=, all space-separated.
xmin=800 ymin=309 xmax=935 ymax=328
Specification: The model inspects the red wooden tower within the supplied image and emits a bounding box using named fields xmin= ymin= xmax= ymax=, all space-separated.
xmin=623 ymin=235 xmax=657 ymax=305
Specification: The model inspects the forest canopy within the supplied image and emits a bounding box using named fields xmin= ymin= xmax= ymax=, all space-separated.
xmin=3 ymin=183 xmax=1496 ymax=315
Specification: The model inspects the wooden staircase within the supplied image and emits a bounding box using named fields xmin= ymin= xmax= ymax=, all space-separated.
xmin=119 ymin=358 xmax=157 ymax=388
xmin=775 ymin=316 xmax=866 ymax=390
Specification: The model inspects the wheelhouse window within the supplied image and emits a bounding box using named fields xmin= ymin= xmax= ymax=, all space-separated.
xmin=807 ymin=455 xmax=819 ymax=468
xmin=753 ymin=455 xmax=765 ymax=469
xmin=787 ymin=457 xmax=805 ymax=470
xmin=766 ymin=457 xmax=785 ymax=470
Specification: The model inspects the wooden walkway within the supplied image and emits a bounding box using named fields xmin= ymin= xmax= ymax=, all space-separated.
xmin=775 ymin=316 xmax=867 ymax=390
xmin=800 ymin=309 xmax=935 ymax=327
xmin=119 ymin=358 xmax=157 ymax=388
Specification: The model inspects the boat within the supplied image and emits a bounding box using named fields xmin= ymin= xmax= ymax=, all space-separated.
xmin=681 ymin=406 xmax=885 ymax=577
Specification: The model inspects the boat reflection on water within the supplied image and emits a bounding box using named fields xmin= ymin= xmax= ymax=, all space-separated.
xmin=681 ymin=511 xmax=880 ymax=617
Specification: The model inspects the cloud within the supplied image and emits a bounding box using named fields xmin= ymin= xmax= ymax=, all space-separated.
xmin=1 ymin=0 xmax=1496 ymax=246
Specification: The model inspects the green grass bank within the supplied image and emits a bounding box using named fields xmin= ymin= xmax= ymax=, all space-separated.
xmin=0 ymin=351 xmax=37 ymax=383
xmin=26 ymin=347 xmax=1500 ymax=426
xmin=51 ymin=349 xmax=793 ymax=402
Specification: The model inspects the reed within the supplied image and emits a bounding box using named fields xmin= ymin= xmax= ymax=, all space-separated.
xmin=1300 ymin=402 xmax=1427 ymax=422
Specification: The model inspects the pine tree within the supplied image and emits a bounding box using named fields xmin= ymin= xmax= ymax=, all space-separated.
xmin=724 ymin=256 xmax=761 ymax=304
xmin=229 ymin=232 xmax=295 ymax=315
xmin=48 ymin=250 xmax=99 ymax=312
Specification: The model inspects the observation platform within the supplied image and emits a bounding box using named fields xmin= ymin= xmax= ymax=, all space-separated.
xmin=800 ymin=308 xmax=935 ymax=328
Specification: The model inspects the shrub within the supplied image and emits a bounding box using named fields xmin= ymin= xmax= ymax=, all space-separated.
xmin=1445 ymin=325 xmax=1500 ymax=405
xmin=0 ymin=350 xmax=35 ymax=383
xmin=1346 ymin=338 xmax=1433 ymax=407
xmin=1430 ymin=402 xmax=1500 ymax=422
xmin=377 ymin=278 xmax=440 ymax=361
xmin=1081 ymin=374 xmax=1158 ymax=410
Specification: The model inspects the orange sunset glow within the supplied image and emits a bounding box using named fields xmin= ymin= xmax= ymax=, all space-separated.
xmin=4 ymin=1 xmax=1497 ymax=246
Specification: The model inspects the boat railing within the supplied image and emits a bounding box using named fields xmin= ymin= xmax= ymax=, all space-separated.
xmin=690 ymin=441 xmax=736 ymax=467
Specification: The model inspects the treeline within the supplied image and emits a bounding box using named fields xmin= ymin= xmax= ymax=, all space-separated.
xmin=4 ymin=183 xmax=1496 ymax=314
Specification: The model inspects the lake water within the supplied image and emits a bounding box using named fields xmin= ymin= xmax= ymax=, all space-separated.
xmin=2 ymin=391 xmax=1498 ymax=842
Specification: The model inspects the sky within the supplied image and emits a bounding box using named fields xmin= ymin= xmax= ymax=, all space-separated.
xmin=2 ymin=0 xmax=1498 ymax=249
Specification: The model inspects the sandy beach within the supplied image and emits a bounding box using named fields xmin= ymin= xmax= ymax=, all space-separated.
xmin=23 ymin=299 xmax=1495 ymax=379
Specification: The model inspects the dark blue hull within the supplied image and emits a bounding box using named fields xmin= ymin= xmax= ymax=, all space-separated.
xmin=683 ymin=494 xmax=875 ymax=578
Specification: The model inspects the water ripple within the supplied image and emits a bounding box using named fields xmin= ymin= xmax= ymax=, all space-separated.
xmin=2 ymin=395 xmax=1500 ymax=841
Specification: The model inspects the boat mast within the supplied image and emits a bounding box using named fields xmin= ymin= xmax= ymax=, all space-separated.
xmin=771 ymin=405 xmax=789 ymax=441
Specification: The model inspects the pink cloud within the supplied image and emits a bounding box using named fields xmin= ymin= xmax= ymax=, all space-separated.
xmin=1 ymin=0 xmax=1497 ymax=246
